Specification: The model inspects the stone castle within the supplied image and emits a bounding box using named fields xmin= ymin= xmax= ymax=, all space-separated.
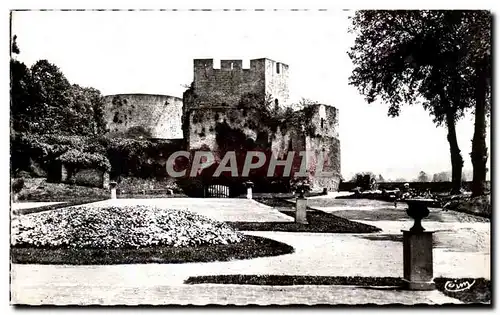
xmin=104 ymin=58 xmax=341 ymax=191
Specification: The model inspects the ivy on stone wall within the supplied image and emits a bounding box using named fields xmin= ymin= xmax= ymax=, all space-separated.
xmin=182 ymin=84 xmax=323 ymax=142
xmin=57 ymin=149 xmax=111 ymax=171
xmin=11 ymin=132 xmax=182 ymax=179
xmin=12 ymin=133 xmax=110 ymax=172
xmin=105 ymin=137 xmax=183 ymax=179
xmin=237 ymin=93 xmax=319 ymax=138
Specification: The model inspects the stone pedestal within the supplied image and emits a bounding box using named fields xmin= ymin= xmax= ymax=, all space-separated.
xmin=402 ymin=230 xmax=435 ymax=290
xmin=246 ymin=187 xmax=252 ymax=199
xmin=295 ymin=197 xmax=308 ymax=224
xmin=110 ymin=181 xmax=117 ymax=200
xmin=244 ymin=181 xmax=254 ymax=200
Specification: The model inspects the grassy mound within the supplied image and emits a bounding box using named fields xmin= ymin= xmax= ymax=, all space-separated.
xmin=444 ymin=195 xmax=491 ymax=218
xmin=12 ymin=205 xmax=243 ymax=248
xmin=11 ymin=235 xmax=294 ymax=265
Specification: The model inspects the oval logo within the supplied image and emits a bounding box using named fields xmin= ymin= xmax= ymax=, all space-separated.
xmin=444 ymin=279 xmax=475 ymax=292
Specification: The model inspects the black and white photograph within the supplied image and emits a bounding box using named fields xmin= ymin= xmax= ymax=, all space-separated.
xmin=8 ymin=8 xmax=492 ymax=306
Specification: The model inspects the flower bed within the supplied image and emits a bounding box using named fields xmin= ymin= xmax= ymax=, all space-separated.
xmin=11 ymin=205 xmax=243 ymax=249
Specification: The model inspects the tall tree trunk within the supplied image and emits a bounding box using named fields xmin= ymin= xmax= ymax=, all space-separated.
xmin=445 ymin=109 xmax=463 ymax=195
xmin=471 ymin=61 xmax=489 ymax=197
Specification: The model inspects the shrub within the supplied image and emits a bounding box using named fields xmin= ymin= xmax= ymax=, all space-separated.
xmin=11 ymin=178 xmax=25 ymax=194
xmin=57 ymin=149 xmax=110 ymax=171
xmin=16 ymin=170 xmax=31 ymax=179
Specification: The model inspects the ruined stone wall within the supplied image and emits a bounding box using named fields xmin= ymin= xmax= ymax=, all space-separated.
xmin=187 ymin=107 xmax=265 ymax=155
xmin=192 ymin=59 xmax=265 ymax=108
xmin=305 ymin=136 xmax=341 ymax=191
xmin=307 ymin=104 xmax=340 ymax=139
xmin=304 ymin=104 xmax=341 ymax=191
xmin=185 ymin=103 xmax=340 ymax=189
xmin=264 ymin=59 xmax=290 ymax=108
xmin=184 ymin=57 xmax=339 ymax=192
xmin=104 ymin=94 xmax=183 ymax=139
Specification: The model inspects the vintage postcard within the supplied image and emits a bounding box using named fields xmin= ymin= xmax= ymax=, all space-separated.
xmin=9 ymin=9 xmax=491 ymax=306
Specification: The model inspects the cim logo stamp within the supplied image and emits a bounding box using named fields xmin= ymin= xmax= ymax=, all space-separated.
xmin=444 ymin=279 xmax=476 ymax=292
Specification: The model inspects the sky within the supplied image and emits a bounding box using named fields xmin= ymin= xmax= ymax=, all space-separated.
xmin=11 ymin=9 xmax=491 ymax=181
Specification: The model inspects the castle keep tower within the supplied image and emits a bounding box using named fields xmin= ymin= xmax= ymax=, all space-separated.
xmin=183 ymin=57 xmax=341 ymax=192
xmin=189 ymin=58 xmax=289 ymax=109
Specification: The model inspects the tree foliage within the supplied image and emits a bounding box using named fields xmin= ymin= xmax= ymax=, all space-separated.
xmin=10 ymin=37 xmax=110 ymax=178
xmin=10 ymin=56 xmax=107 ymax=136
xmin=432 ymin=171 xmax=451 ymax=182
xmin=349 ymin=11 xmax=477 ymax=121
xmin=417 ymin=171 xmax=430 ymax=182
xmin=349 ymin=172 xmax=377 ymax=183
xmin=11 ymin=35 xmax=20 ymax=55
xmin=348 ymin=10 xmax=491 ymax=195
xmin=10 ymin=59 xmax=33 ymax=132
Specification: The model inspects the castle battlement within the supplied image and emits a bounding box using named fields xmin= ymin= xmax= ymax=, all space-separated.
xmin=192 ymin=58 xmax=290 ymax=108
xmin=194 ymin=58 xmax=289 ymax=72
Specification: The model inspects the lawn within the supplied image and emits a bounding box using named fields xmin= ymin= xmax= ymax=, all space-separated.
xmin=11 ymin=235 xmax=293 ymax=265
xmin=185 ymin=275 xmax=491 ymax=304
xmin=226 ymin=198 xmax=381 ymax=233
xmin=15 ymin=179 xmax=109 ymax=202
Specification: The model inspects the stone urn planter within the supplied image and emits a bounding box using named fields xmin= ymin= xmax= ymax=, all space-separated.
xmin=296 ymin=182 xmax=310 ymax=199
xmin=402 ymin=198 xmax=436 ymax=290
xmin=405 ymin=198 xmax=433 ymax=232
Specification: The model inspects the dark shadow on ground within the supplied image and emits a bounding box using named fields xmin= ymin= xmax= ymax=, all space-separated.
xmin=305 ymin=198 xmax=489 ymax=224
xmin=227 ymin=198 xmax=381 ymax=233
xmin=355 ymin=231 xmax=487 ymax=253
xmin=357 ymin=234 xmax=403 ymax=242
xmin=185 ymin=275 xmax=491 ymax=304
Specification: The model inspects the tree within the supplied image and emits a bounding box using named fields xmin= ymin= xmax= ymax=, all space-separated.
xmin=377 ymin=174 xmax=385 ymax=182
xmin=417 ymin=171 xmax=430 ymax=182
xmin=350 ymin=172 xmax=375 ymax=182
xmin=10 ymin=59 xmax=33 ymax=133
xmin=29 ymin=59 xmax=73 ymax=134
xmin=11 ymin=34 xmax=20 ymax=55
xmin=432 ymin=171 xmax=451 ymax=182
xmin=348 ymin=11 xmax=486 ymax=195
xmin=11 ymin=57 xmax=107 ymax=136
xmin=465 ymin=12 xmax=492 ymax=196
xmin=68 ymin=84 xmax=107 ymax=135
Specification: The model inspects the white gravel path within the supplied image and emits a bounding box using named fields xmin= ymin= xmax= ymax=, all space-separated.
xmin=85 ymin=198 xmax=294 ymax=222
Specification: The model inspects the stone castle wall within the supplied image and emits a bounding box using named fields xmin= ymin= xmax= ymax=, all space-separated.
xmin=185 ymin=104 xmax=341 ymax=191
xmin=104 ymin=94 xmax=183 ymax=139
xmin=185 ymin=58 xmax=340 ymax=192
xmin=191 ymin=58 xmax=289 ymax=109
xmin=303 ymin=105 xmax=341 ymax=191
